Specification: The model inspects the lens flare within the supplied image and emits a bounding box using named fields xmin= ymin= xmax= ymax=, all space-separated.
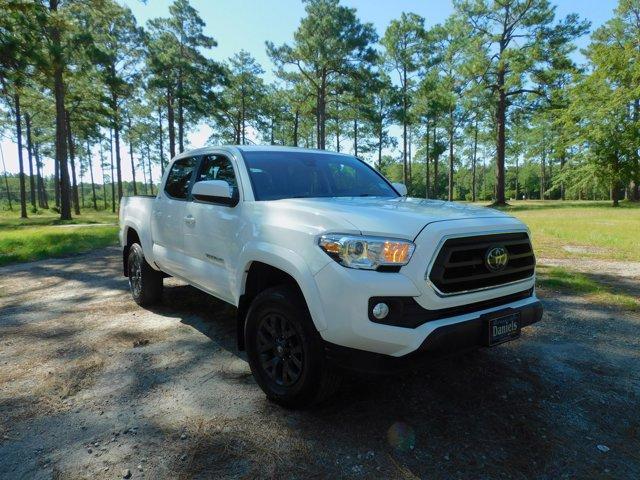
xmin=387 ymin=422 xmax=416 ymax=452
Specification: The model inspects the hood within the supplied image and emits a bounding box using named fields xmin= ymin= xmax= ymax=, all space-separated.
xmin=272 ymin=197 xmax=511 ymax=239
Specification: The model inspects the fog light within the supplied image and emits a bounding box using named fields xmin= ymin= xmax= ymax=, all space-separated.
xmin=372 ymin=302 xmax=389 ymax=320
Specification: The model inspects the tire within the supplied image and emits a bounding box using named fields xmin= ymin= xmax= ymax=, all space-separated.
xmin=244 ymin=286 xmax=341 ymax=408
xmin=127 ymin=243 xmax=163 ymax=307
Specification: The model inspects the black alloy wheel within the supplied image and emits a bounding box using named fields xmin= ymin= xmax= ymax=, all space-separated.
xmin=257 ymin=312 xmax=305 ymax=387
xmin=244 ymin=286 xmax=341 ymax=408
xmin=127 ymin=243 xmax=163 ymax=306
xmin=129 ymin=249 xmax=143 ymax=298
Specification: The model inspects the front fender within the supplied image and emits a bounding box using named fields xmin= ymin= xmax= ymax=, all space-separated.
xmin=236 ymin=241 xmax=329 ymax=332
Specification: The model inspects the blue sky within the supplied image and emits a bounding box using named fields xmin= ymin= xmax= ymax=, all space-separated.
xmin=1 ymin=0 xmax=620 ymax=179
xmin=126 ymin=0 xmax=618 ymax=76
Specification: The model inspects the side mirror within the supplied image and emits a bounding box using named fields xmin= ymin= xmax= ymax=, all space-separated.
xmin=392 ymin=182 xmax=408 ymax=197
xmin=191 ymin=180 xmax=237 ymax=206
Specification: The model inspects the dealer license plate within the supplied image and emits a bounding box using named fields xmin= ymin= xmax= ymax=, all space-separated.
xmin=487 ymin=312 xmax=521 ymax=346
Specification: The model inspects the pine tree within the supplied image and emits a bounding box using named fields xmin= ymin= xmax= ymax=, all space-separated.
xmin=267 ymin=0 xmax=377 ymax=150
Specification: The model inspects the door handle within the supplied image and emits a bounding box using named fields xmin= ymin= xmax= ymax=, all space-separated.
xmin=184 ymin=215 xmax=196 ymax=226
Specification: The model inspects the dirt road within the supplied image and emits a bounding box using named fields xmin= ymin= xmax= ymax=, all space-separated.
xmin=1 ymin=248 xmax=639 ymax=479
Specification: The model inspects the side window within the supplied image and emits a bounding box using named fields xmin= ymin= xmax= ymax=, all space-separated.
xmin=164 ymin=157 xmax=197 ymax=199
xmin=197 ymin=154 xmax=238 ymax=197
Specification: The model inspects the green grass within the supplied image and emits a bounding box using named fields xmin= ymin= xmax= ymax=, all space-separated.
xmin=485 ymin=200 xmax=640 ymax=261
xmin=0 ymin=208 xmax=117 ymax=229
xmin=0 ymin=208 xmax=118 ymax=267
xmin=1 ymin=199 xmax=638 ymax=271
xmin=536 ymin=265 xmax=639 ymax=311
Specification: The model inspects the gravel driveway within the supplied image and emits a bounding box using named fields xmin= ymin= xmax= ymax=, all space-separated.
xmin=1 ymin=247 xmax=639 ymax=479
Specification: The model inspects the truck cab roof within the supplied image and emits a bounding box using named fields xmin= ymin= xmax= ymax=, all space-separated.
xmin=172 ymin=145 xmax=355 ymax=162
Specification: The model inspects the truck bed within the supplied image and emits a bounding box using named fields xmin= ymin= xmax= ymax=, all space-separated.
xmin=119 ymin=195 xmax=156 ymax=260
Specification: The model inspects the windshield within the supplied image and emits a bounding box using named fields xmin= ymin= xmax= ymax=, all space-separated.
xmin=242 ymin=151 xmax=399 ymax=201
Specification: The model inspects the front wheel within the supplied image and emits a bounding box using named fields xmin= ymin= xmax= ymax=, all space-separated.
xmin=245 ymin=286 xmax=341 ymax=408
xmin=127 ymin=243 xmax=163 ymax=307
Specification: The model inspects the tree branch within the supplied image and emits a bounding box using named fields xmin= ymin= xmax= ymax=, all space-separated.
xmin=506 ymin=88 xmax=544 ymax=97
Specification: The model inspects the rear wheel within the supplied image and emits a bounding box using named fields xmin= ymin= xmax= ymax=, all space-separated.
xmin=127 ymin=243 xmax=163 ymax=306
xmin=245 ymin=286 xmax=341 ymax=408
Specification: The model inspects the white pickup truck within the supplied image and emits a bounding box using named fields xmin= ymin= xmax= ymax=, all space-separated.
xmin=120 ymin=145 xmax=542 ymax=407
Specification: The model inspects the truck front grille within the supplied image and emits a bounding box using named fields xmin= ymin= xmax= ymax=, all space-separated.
xmin=427 ymin=232 xmax=535 ymax=295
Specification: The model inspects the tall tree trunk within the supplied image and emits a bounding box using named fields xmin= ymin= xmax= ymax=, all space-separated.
xmin=109 ymin=91 xmax=122 ymax=203
xmin=293 ymin=108 xmax=299 ymax=147
xmin=482 ymin=158 xmax=487 ymax=199
xmin=54 ymin=150 xmax=60 ymax=207
xmin=377 ymin=121 xmax=383 ymax=171
xmin=177 ymin=72 xmax=184 ymax=153
xmin=80 ymin=154 xmax=85 ymax=208
xmin=65 ymin=114 xmax=80 ymax=215
xmin=353 ymin=119 xmax=358 ymax=157
xmin=317 ymin=70 xmax=327 ymax=150
xmin=109 ymin=128 xmax=116 ymax=212
xmin=241 ymin=87 xmax=246 ymax=145
xmin=629 ymin=181 xmax=640 ymax=202
xmin=433 ymin=119 xmax=438 ymax=199
xmin=34 ymin=142 xmax=48 ymax=208
xmin=0 ymin=143 xmax=13 ymax=210
xmin=157 ymin=104 xmax=165 ymax=174
xmin=167 ymin=88 xmax=176 ymax=159
xmin=147 ymin=142 xmax=154 ymax=196
xmin=612 ymin=153 xmax=621 ymax=207
xmin=448 ymin=107 xmax=454 ymax=202
xmin=270 ymin=118 xmax=275 ymax=145
xmin=472 ymin=118 xmax=478 ymax=203
xmin=13 ymin=93 xmax=28 ymax=218
xmin=495 ymin=66 xmax=507 ymax=205
xmin=99 ymin=137 xmax=107 ymax=210
xmin=50 ymin=0 xmax=72 ymax=220
xmin=540 ymin=133 xmax=546 ymax=200
xmin=178 ymin=96 xmax=184 ymax=153
xmin=25 ymin=112 xmax=36 ymax=210
xmin=140 ymin=147 xmax=148 ymax=195
xmin=402 ymin=65 xmax=408 ymax=186
xmin=87 ymin=140 xmax=97 ymax=210
xmin=631 ymin=99 xmax=640 ymax=201
xmin=316 ymin=87 xmax=321 ymax=149
xmin=112 ymin=108 xmax=123 ymax=202
xmin=612 ymin=182 xmax=620 ymax=207
xmin=128 ymin=115 xmax=138 ymax=196
xmin=408 ymin=127 xmax=412 ymax=186
xmin=560 ymin=152 xmax=566 ymax=200
xmin=425 ymin=121 xmax=430 ymax=199
xmin=515 ymin=156 xmax=519 ymax=200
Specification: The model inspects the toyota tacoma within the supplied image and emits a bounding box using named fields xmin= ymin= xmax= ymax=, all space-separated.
xmin=119 ymin=146 xmax=542 ymax=407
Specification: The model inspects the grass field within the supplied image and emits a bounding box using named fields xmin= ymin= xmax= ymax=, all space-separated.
xmin=536 ymin=264 xmax=639 ymax=311
xmin=0 ymin=208 xmax=118 ymax=267
xmin=498 ymin=200 xmax=640 ymax=261
xmin=0 ymin=200 xmax=638 ymax=274
xmin=0 ymin=208 xmax=117 ymax=228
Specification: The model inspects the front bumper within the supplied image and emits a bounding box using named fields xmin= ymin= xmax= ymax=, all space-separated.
xmin=314 ymin=258 xmax=538 ymax=357
xmin=324 ymin=300 xmax=543 ymax=374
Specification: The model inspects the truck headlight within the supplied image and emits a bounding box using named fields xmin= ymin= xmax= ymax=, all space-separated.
xmin=318 ymin=234 xmax=415 ymax=270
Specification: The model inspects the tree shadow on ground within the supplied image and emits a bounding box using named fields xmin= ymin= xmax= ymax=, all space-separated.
xmin=135 ymin=283 xmax=640 ymax=479
xmin=2 ymin=248 xmax=639 ymax=479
